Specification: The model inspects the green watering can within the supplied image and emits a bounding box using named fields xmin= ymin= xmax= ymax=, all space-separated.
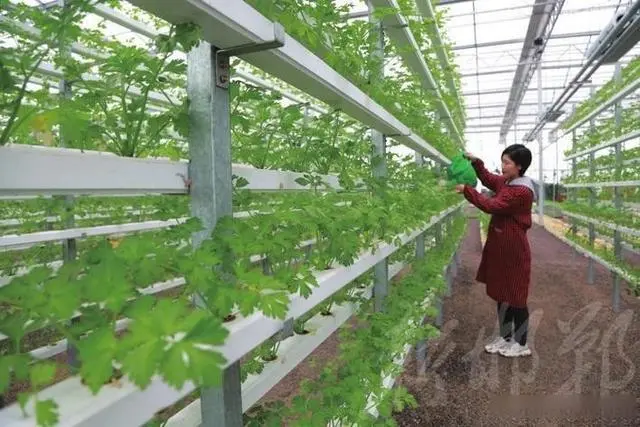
xmin=446 ymin=153 xmax=478 ymax=187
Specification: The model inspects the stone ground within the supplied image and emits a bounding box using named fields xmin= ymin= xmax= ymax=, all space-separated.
xmin=393 ymin=219 xmax=640 ymax=426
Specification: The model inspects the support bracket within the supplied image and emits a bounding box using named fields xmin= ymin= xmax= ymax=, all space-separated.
xmin=276 ymin=317 xmax=295 ymax=341
xmin=386 ymin=132 xmax=411 ymax=138
xmin=383 ymin=23 xmax=409 ymax=30
xmin=215 ymin=23 xmax=286 ymax=88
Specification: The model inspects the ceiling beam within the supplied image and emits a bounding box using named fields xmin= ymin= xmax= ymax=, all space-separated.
xmin=465 ymin=100 xmax=580 ymax=109
xmin=523 ymin=1 xmax=640 ymax=141
xmin=436 ymin=0 xmax=475 ymax=5
xmin=498 ymin=0 xmax=566 ymax=139
xmin=462 ymin=83 xmax=595 ymax=96
xmin=467 ymin=114 xmax=541 ymax=120
xmin=461 ymin=63 xmax=590 ymax=78
xmin=466 ymin=122 xmax=538 ymax=128
xmin=452 ymin=30 xmax=599 ymax=51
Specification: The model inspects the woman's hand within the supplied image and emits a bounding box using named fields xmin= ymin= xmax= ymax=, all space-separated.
xmin=463 ymin=152 xmax=478 ymax=162
xmin=455 ymin=184 xmax=466 ymax=193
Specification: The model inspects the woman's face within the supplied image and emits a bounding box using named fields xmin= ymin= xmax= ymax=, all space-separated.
xmin=501 ymin=154 xmax=521 ymax=179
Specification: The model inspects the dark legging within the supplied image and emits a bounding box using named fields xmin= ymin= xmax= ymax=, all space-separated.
xmin=497 ymin=302 xmax=529 ymax=345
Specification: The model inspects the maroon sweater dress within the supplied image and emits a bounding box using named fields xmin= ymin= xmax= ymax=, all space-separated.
xmin=462 ymin=159 xmax=535 ymax=308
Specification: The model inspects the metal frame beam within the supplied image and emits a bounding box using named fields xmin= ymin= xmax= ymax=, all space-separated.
xmin=466 ymin=122 xmax=538 ymax=128
xmin=499 ymin=0 xmax=566 ymax=140
xmin=465 ymin=100 xmax=579 ymax=110
xmin=467 ymin=113 xmax=540 ymax=120
xmin=460 ymin=62 xmax=607 ymax=78
xmin=462 ymin=84 xmax=595 ymax=97
xmin=436 ymin=0 xmax=475 ymax=5
xmin=523 ymin=1 xmax=640 ymax=141
xmin=452 ymin=30 xmax=599 ymax=51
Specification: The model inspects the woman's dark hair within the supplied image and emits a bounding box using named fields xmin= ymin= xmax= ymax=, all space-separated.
xmin=502 ymin=144 xmax=532 ymax=176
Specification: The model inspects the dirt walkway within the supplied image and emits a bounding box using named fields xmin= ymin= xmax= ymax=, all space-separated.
xmin=393 ymin=219 xmax=640 ymax=426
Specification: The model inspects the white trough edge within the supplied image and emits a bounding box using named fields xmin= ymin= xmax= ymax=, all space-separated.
xmin=0 ymin=209 xmax=158 ymax=227
xmin=125 ymin=0 xmax=451 ymax=165
xmin=554 ymin=233 xmax=638 ymax=285
xmin=0 ymin=205 xmax=462 ymax=427
xmin=563 ymin=180 xmax=640 ymax=188
xmin=568 ymin=222 xmax=640 ymax=256
xmin=164 ymin=262 xmax=406 ymax=427
xmin=0 ymin=218 xmax=188 ymax=250
xmin=0 ymin=145 xmax=343 ymax=196
xmin=574 ymin=157 xmax=640 ymax=174
xmin=561 ymin=210 xmax=640 ymax=238
xmin=0 ymin=210 xmax=269 ymax=250
xmin=565 ymin=129 xmax=640 ymax=161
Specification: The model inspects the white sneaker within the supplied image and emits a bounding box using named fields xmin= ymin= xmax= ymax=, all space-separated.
xmin=499 ymin=342 xmax=532 ymax=358
xmin=484 ymin=337 xmax=512 ymax=354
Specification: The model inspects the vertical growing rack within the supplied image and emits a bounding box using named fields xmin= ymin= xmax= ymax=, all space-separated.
xmin=0 ymin=1 xmax=467 ymax=426
xmin=555 ymin=62 xmax=640 ymax=311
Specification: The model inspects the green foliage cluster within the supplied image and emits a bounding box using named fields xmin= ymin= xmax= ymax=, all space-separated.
xmin=244 ymin=214 xmax=467 ymax=427
xmin=0 ymin=1 xmax=468 ymax=425
xmin=244 ymin=0 xmax=465 ymax=158
xmin=561 ymin=56 xmax=640 ymax=130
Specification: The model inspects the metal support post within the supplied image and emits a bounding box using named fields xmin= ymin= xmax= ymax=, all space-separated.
xmin=415 ymin=153 xmax=426 ymax=260
xmin=61 ymin=74 xmax=80 ymax=372
xmin=570 ymin=122 xmax=578 ymax=257
xmin=587 ymin=152 xmax=596 ymax=285
xmin=435 ymin=221 xmax=444 ymax=328
xmin=435 ymin=221 xmax=443 ymax=246
xmin=587 ymin=85 xmax=596 ymax=284
xmin=536 ymin=63 xmax=544 ymax=225
xmin=414 ymin=151 xmax=427 ymax=375
xmin=552 ymin=130 xmax=558 ymax=203
xmin=445 ymin=256 xmax=453 ymax=297
xmin=57 ymin=0 xmax=79 ymax=372
xmin=369 ymin=1 xmax=388 ymax=313
xmin=187 ymin=42 xmax=240 ymax=427
xmin=612 ymin=63 xmax=623 ymax=312
xmin=184 ymin=27 xmax=283 ymax=425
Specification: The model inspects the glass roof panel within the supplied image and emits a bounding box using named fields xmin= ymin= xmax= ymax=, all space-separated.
xmin=436 ymin=0 xmax=639 ymax=176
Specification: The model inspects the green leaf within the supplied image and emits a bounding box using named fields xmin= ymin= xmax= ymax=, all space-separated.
xmin=161 ymin=315 xmax=228 ymax=388
xmin=77 ymin=328 xmax=117 ymax=393
xmin=120 ymin=337 xmax=164 ymax=389
xmin=0 ymin=356 xmax=12 ymax=394
xmin=30 ymin=362 xmax=56 ymax=389
xmin=174 ymin=22 xmax=203 ymax=51
xmin=233 ymin=176 xmax=250 ymax=189
xmin=294 ymin=177 xmax=310 ymax=187
xmin=35 ymin=399 xmax=59 ymax=427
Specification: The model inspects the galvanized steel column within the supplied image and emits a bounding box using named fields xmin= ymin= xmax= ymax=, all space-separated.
xmin=537 ymin=62 xmax=544 ymax=225
xmin=587 ymin=86 xmax=596 ymax=285
xmin=414 ymin=152 xmax=427 ymax=374
xmin=612 ymin=63 xmax=623 ymax=312
xmin=368 ymin=1 xmax=388 ymax=313
xmin=187 ymin=41 xmax=241 ymax=427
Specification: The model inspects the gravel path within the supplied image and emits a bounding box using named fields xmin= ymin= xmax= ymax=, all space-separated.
xmin=393 ymin=219 xmax=640 ymax=426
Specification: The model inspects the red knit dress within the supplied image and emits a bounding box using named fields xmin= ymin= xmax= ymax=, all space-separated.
xmin=462 ymin=159 xmax=534 ymax=308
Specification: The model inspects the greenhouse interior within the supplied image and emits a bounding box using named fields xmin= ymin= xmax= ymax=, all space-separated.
xmin=1 ymin=0 xmax=640 ymax=425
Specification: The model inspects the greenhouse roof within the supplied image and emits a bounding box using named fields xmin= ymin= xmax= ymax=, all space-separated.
xmin=435 ymin=0 xmax=640 ymax=175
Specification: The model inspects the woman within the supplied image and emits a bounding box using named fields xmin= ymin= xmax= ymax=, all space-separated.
xmin=454 ymin=144 xmax=537 ymax=358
